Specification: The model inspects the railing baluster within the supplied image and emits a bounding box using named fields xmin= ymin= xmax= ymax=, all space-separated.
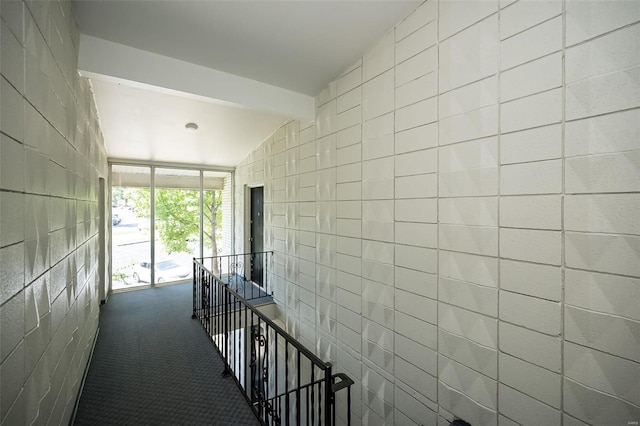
xmin=318 ymin=376 xmax=322 ymax=425
xmin=311 ymin=365 xmax=315 ymax=425
xmin=285 ymin=342 xmax=289 ymax=426
xmin=296 ymin=350 xmax=301 ymax=426
xmin=205 ymin=272 xmax=209 ymax=338
xmin=237 ymin=292 xmax=240 ymax=379
xmin=307 ymin=376 xmax=311 ymax=426
xmin=218 ymin=278 xmax=221 ymax=344
xmin=258 ymin=317 xmax=263 ymax=420
xmin=245 ymin=298 xmax=249 ymax=393
xmin=250 ymin=310 xmax=255 ymax=403
xmin=347 ymin=385 xmax=351 ymax=426
xmin=251 ymin=253 xmax=255 ymax=299
xmin=214 ymin=274 xmax=217 ymax=343
xmin=274 ymin=332 xmax=278 ymax=424
xmin=208 ymin=272 xmax=211 ymax=337
xmin=324 ymin=364 xmax=332 ymax=426
xmin=226 ymin=285 xmax=231 ymax=372
xmin=263 ymin=322 xmax=269 ymax=425
xmin=265 ymin=251 xmax=268 ymax=297
xmin=234 ymin=292 xmax=237 ymax=370
xmin=193 ymin=255 xmax=353 ymax=426
xmin=192 ymin=259 xmax=196 ymax=319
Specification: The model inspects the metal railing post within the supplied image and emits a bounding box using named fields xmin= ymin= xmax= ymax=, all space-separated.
xmin=325 ymin=363 xmax=332 ymax=425
xmin=192 ymin=259 xmax=197 ymax=319
xmin=285 ymin=342 xmax=290 ymax=426
xmin=223 ymin=280 xmax=230 ymax=376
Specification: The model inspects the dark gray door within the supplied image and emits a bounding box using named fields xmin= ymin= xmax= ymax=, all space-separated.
xmin=250 ymin=187 xmax=264 ymax=286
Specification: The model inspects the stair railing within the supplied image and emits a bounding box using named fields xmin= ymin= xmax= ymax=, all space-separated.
xmin=193 ymin=256 xmax=354 ymax=425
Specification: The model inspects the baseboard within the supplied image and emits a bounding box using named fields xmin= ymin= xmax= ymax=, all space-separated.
xmin=68 ymin=326 xmax=100 ymax=425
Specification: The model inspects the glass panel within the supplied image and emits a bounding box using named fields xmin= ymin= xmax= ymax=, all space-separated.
xmin=111 ymin=165 xmax=151 ymax=290
xmin=153 ymin=168 xmax=201 ymax=284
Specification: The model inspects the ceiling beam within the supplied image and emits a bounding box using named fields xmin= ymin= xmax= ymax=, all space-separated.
xmin=78 ymin=35 xmax=315 ymax=120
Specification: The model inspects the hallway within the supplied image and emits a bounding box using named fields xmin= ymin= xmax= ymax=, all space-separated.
xmin=1 ymin=0 xmax=638 ymax=424
xmin=73 ymin=283 xmax=259 ymax=425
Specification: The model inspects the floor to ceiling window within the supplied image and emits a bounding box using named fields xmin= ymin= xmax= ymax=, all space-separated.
xmin=110 ymin=165 xmax=152 ymax=290
xmin=110 ymin=163 xmax=232 ymax=290
xmin=153 ymin=168 xmax=201 ymax=284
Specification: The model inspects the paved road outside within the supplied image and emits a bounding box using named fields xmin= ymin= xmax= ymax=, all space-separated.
xmin=111 ymin=207 xmax=197 ymax=290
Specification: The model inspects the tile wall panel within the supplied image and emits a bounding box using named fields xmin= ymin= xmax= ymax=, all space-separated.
xmin=0 ymin=1 xmax=108 ymax=424
xmin=233 ymin=0 xmax=640 ymax=424
xmin=361 ymin=38 xmax=395 ymax=413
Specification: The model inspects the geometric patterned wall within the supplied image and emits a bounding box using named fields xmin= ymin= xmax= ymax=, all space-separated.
xmin=0 ymin=0 xmax=108 ymax=423
xmin=235 ymin=1 xmax=639 ymax=424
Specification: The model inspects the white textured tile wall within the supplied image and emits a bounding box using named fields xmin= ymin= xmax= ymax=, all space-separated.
xmin=234 ymin=0 xmax=640 ymax=424
xmin=0 ymin=1 xmax=108 ymax=424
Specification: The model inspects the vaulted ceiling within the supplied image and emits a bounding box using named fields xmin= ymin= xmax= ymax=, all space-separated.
xmin=72 ymin=0 xmax=421 ymax=168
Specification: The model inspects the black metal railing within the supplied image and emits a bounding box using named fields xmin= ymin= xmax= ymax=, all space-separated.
xmin=192 ymin=257 xmax=354 ymax=425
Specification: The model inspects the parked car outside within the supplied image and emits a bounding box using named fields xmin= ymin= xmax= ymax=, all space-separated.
xmin=112 ymin=214 xmax=121 ymax=226
xmin=132 ymin=259 xmax=190 ymax=283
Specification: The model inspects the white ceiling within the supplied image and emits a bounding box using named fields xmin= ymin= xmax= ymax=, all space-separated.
xmin=72 ymin=0 xmax=421 ymax=167
xmin=91 ymin=78 xmax=287 ymax=167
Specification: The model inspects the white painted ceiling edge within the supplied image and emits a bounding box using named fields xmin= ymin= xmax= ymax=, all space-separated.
xmin=72 ymin=0 xmax=420 ymax=95
xmin=78 ymin=35 xmax=315 ymax=121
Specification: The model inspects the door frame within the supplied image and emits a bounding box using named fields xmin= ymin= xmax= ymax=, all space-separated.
xmin=98 ymin=177 xmax=107 ymax=303
xmin=243 ymin=183 xmax=264 ymax=254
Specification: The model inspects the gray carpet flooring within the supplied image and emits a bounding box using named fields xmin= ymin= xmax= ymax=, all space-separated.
xmin=73 ymin=283 xmax=260 ymax=425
